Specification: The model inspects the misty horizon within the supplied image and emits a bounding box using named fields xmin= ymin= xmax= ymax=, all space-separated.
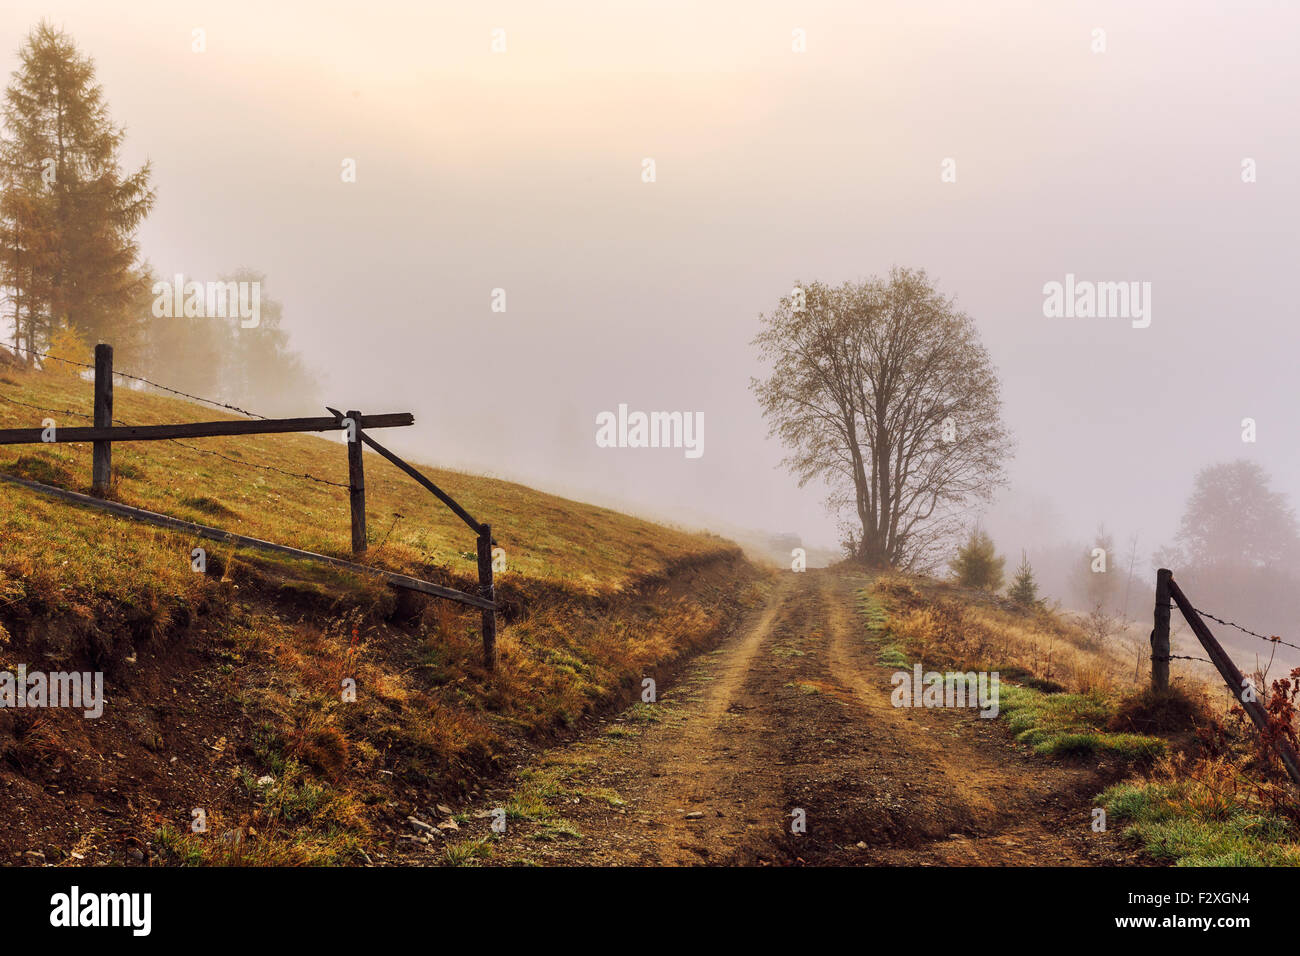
xmin=4 ymin=0 xmax=1298 ymax=581
xmin=6 ymin=0 xmax=1300 ymax=902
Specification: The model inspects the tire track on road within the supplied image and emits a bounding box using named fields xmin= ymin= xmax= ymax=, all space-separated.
xmin=450 ymin=566 xmax=1137 ymax=866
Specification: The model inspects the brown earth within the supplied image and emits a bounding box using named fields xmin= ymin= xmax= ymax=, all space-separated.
xmin=434 ymin=565 xmax=1152 ymax=866
xmin=2 ymin=558 xmax=1153 ymax=867
xmin=0 ymin=611 xmax=257 ymax=866
xmin=0 ymin=550 xmax=764 ymax=866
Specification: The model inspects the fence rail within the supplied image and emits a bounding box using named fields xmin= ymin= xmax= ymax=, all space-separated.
xmin=0 ymin=412 xmax=414 ymax=445
xmin=1 ymin=343 xmax=501 ymax=667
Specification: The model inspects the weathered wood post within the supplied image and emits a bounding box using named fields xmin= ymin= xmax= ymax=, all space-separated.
xmin=92 ymin=344 xmax=113 ymax=495
xmin=1167 ymin=576 xmax=1300 ymax=790
xmin=346 ymin=409 xmax=366 ymax=554
xmin=476 ymin=523 xmax=497 ymax=670
xmin=1151 ymin=568 xmax=1171 ymax=690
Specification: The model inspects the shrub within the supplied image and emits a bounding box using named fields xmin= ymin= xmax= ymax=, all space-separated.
xmin=950 ymin=528 xmax=1005 ymax=591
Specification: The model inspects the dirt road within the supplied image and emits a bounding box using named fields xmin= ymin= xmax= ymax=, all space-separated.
xmin=442 ymin=566 xmax=1145 ymax=866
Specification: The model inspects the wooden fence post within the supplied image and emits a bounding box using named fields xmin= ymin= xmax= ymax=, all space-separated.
xmin=1167 ymin=575 xmax=1300 ymax=790
xmin=92 ymin=344 xmax=113 ymax=495
xmin=1151 ymin=567 xmax=1172 ymax=691
xmin=346 ymin=409 xmax=366 ymax=554
xmin=477 ymin=524 xmax=497 ymax=671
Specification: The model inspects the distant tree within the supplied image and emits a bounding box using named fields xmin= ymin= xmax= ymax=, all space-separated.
xmin=1166 ymin=460 xmax=1300 ymax=573
xmin=220 ymin=269 xmax=318 ymax=415
xmin=1074 ymin=524 xmax=1121 ymax=613
xmin=129 ymin=267 xmax=318 ymax=415
xmin=1081 ymin=604 xmax=1121 ymax=653
xmin=1008 ymin=550 xmax=1039 ymax=606
xmin=129 ymin=267 xmax=225 ymax=397
xmin=751 ymin=268 xmax=1013 ymax=570
xmin=1149 ymin=462 xmax=1300 ymax=649
xmin=0 ymin=21 xmax=154 ymax=352
xmin=950 ymin=527 xmax=1005 ymax=591
xmin=1118 ymin=531 xmax=1141 ymax=621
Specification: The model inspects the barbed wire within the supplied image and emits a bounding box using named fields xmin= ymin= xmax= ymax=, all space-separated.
xmin=1157 ymin=597 xmax=1300 ymax=694
xmin=7 ymin=344 xmax=267 ymax=420
xmin=0 ymin=394 xmax=94 ymax=422
xmin=1154 ymin=653 xmax=1215 ymax=665
xmin=4 ymin=345 xmax=93 ymax=370
xmin=7 ymin=346 xmax=458 ymax=562
xmin=1191 ymin=605 xmax=1300 ymax=654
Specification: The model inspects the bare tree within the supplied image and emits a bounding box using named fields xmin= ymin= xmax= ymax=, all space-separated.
xmin=751 ymin=268 xmax=1012 ymax=569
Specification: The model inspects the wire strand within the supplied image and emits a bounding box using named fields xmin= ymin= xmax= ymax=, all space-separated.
xmin=1154 ymin=653 xmax=1215 ymax=665
xmin=7 ymin=345 xmax=266 ymax=419
xmin=1191 ymin=605 xmax=1300 ymax=654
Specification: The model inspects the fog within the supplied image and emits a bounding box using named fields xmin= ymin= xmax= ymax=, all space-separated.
xmin=5 ymin=0 xmax=1300 ymax=609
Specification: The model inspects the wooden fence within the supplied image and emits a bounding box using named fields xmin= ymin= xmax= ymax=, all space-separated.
xmin=1151 ymin=567 xmax=1300 ymax=788
xmin=1 ymin=343 xmax=499 ymax=668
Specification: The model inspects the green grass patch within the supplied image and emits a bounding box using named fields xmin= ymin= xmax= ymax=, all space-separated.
xmin=443 ymin=835 xmax=496 ymax=866
xmin=576 ymin=786 xmax=626 ymax=807
xmin=997 ymin=684 xmax=1165 ymax=760
xmin=624 ymin=702 xmax=662 ymax=723
xmin=533 ymin=820 xmax=582 ymax=842
xmin=859 ymin=589 xmax=909 ymax=666
xmin=1100 ymin=780 xmax=1300 ymax=866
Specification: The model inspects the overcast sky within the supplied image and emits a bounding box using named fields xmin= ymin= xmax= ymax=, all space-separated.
xmin=4 ymin=0 xmax=1298 ymax=562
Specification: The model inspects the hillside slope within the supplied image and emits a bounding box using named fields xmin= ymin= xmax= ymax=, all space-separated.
xmin=0 ymin=365 xmax=761 ymax=865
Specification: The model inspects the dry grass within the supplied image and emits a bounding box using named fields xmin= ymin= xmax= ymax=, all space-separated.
xmin=869 ymin=572 xmax=1167 ymax=760
xmin=0 ymin=364 xmax=758 ymax=865
xmin=0 ymin=364 xmax=741 ymax=669
xmin=1101 ymin=751 xmax=1300 ymax=865
xmin=871 ymin=570 xmax=1300 ymax=864
xmin=0 ymin=364 xmax=734 ymax=603
xmin=874 ymin=573 xmax=1130 ymax=694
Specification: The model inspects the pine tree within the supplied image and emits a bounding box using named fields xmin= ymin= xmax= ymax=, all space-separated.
xmin=950 ymin=527 xmax=1005 ymax=591
xmin=1009 ymin=550 xmax=1039 ymax=606
xmin=0 ymin=21 xmax=154 ymax=353
xmin=0 ymin=148 xmax=55 ymax=360
xmin=1073 ymin=523 xmax=1121 ymax=612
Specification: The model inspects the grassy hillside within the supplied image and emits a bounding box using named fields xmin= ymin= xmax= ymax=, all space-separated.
xmin=0 ymin=364 xmax=761 ymax=865
xmin=864 ymin=571 xmax=1300 ymax=866
xmin=0 ymin=365 xmax=733 ymax=597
